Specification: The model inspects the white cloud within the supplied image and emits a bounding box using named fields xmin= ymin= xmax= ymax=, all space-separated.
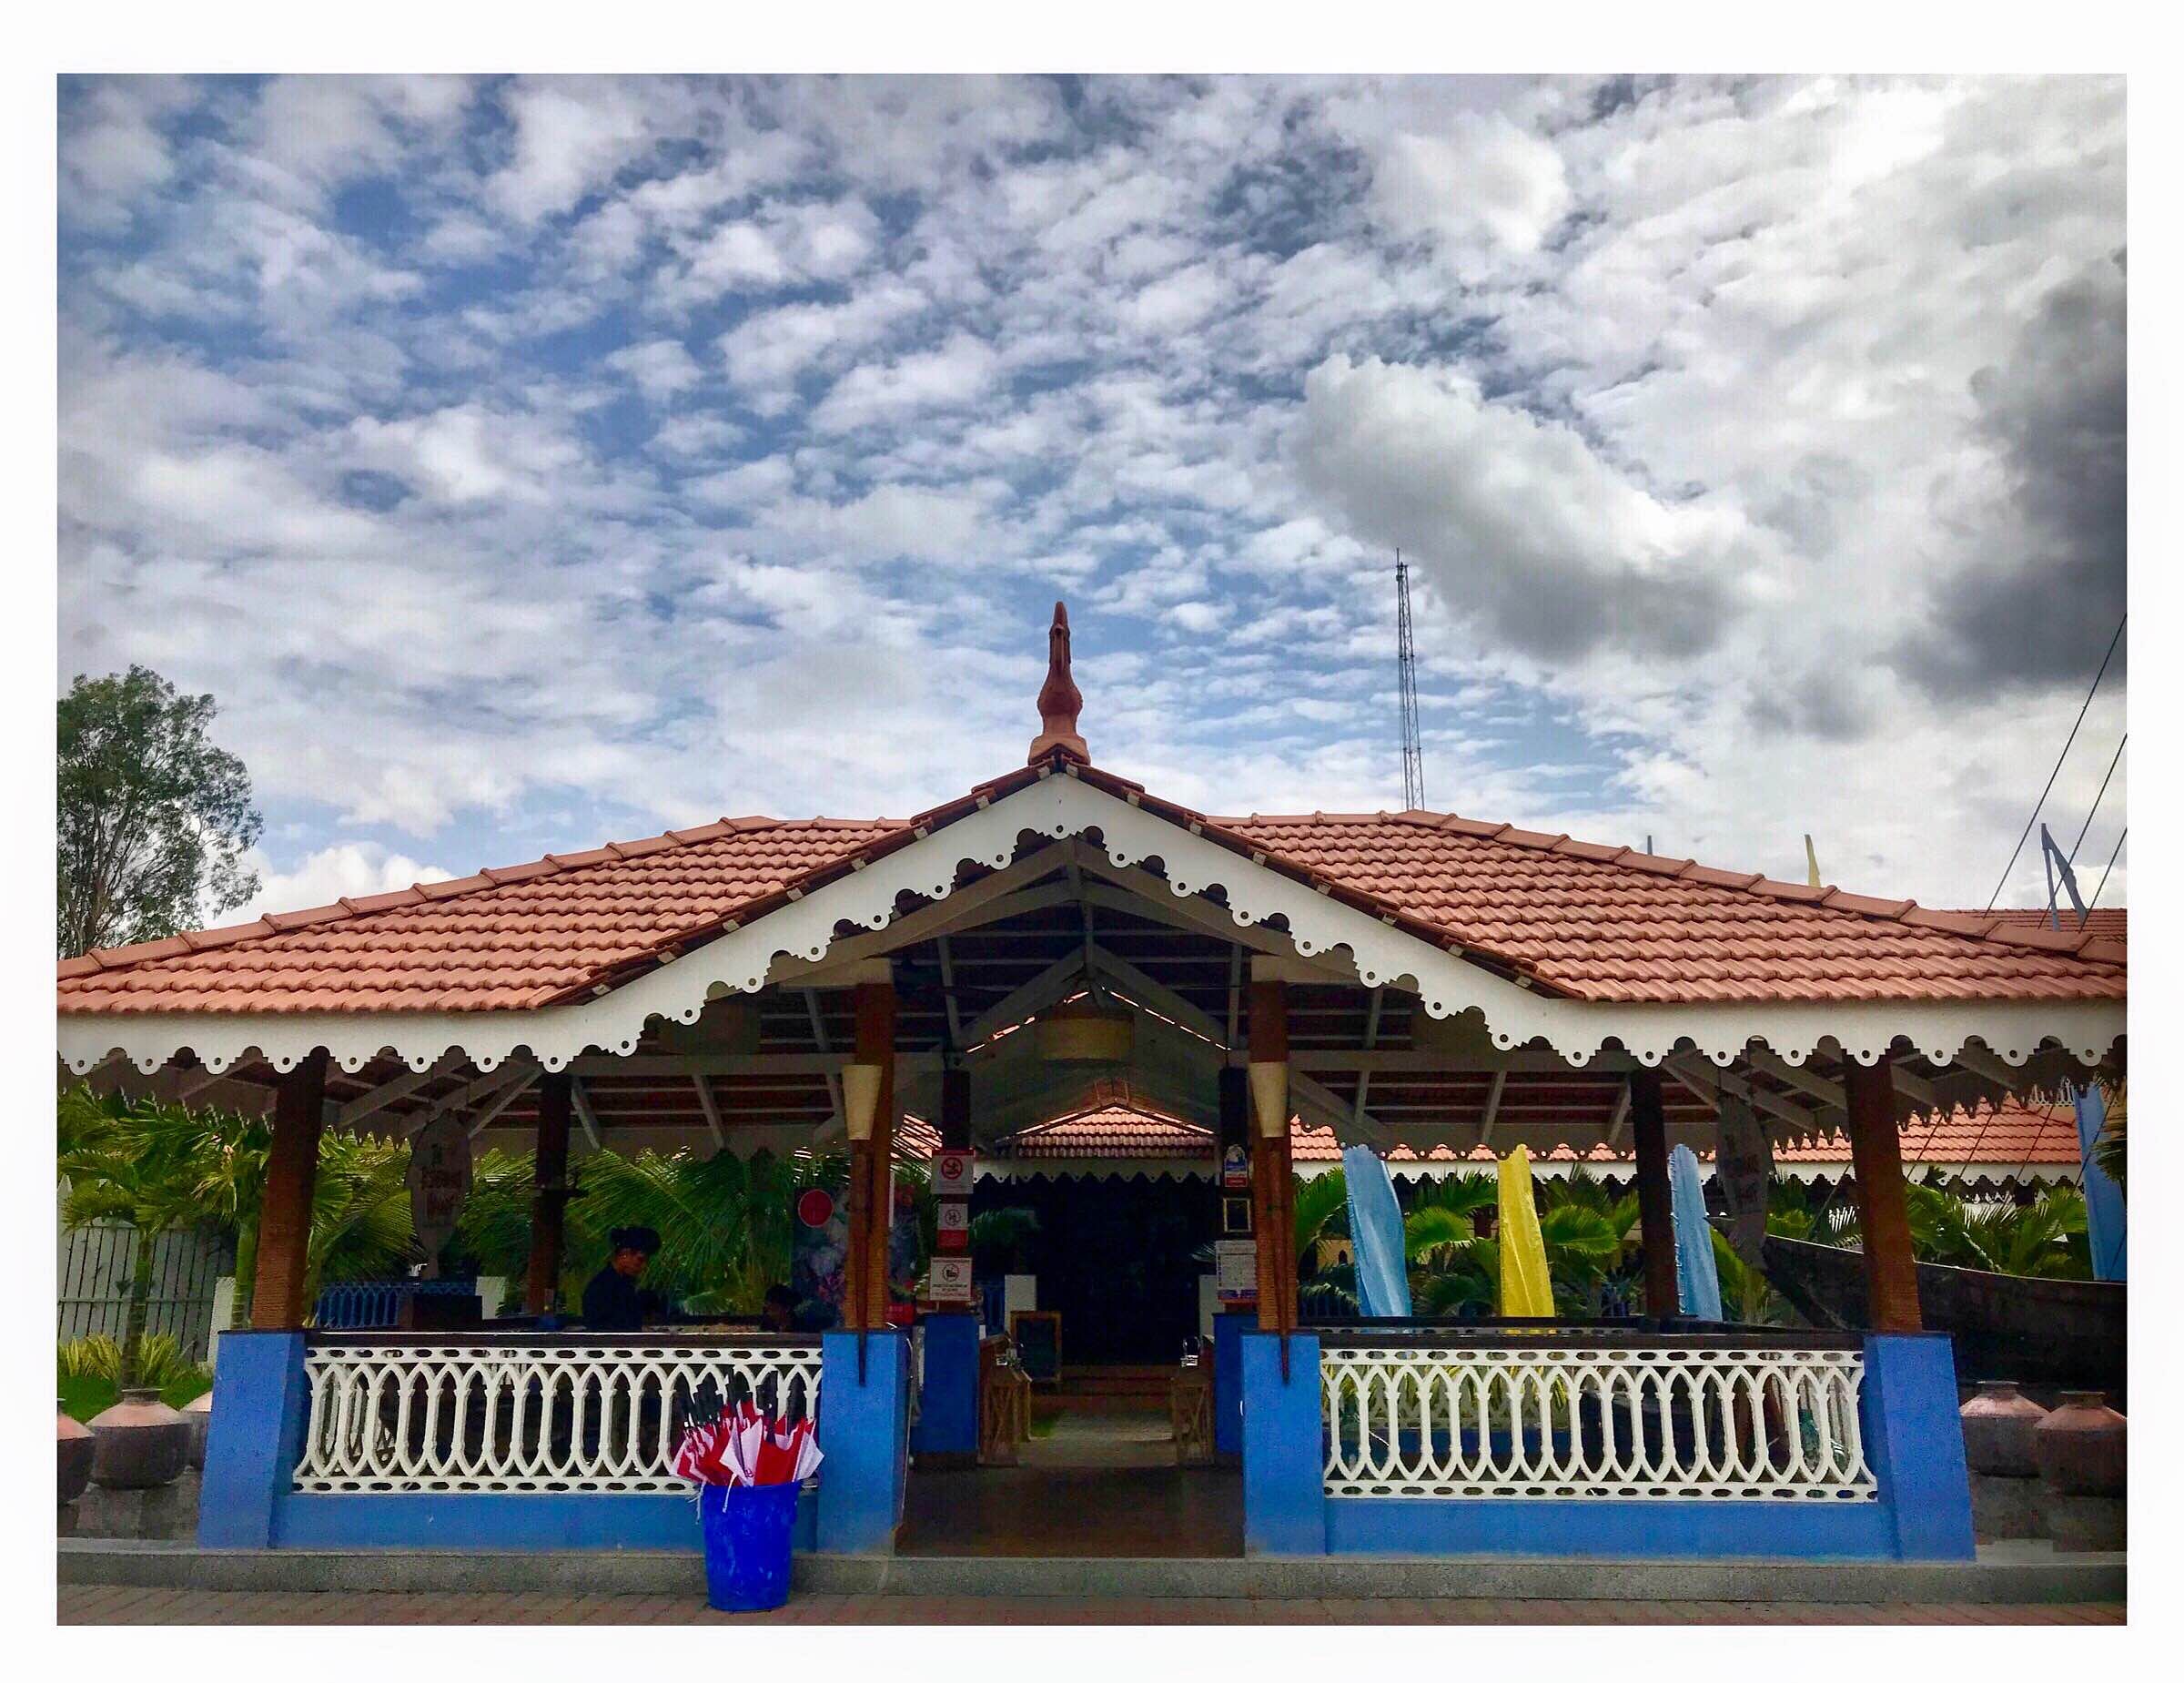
xmin=233 ymin=842 xmax=454 ymax=923
xmin=349 ymin=405 xmax=586 ymax=504
xmin=490 ymin=78 xmax=660 ymax=222
xmin=605 ymin=338 xmax=704 ymax=400
xmin=1369 ymin=114 xmax=1573 ymax=259
xmin=810 ymin=333 xmax=1000 ymax=432
xmin=1295 ymin=354 xmax=1764 ymax=664
xmin=56 ymin=75 xmax=2128 ymax=918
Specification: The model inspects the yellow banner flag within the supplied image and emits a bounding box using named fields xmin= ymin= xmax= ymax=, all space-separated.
xmin=1496 ymin=1146 xmax=1555 ymax=1318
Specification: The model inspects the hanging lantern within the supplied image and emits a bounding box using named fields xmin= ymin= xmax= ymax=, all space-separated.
xmin=1036 ymin=995 xmax=1134 ymax=1063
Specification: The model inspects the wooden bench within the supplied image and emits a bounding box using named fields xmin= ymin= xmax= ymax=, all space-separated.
xmin=977 ymin=1335 xmax=1032 ymax=1465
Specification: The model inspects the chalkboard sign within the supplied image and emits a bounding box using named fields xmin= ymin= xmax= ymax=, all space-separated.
xmin=1009 ymin=1310 xmax=1062 ymax=1387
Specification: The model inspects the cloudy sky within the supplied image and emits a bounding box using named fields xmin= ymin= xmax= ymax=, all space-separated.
xmin=57 ymin=75 xmax=2127 ymax=924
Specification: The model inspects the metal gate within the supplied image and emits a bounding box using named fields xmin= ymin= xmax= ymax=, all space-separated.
xmin=56 ymin=1221 xmax=233 ymax=1361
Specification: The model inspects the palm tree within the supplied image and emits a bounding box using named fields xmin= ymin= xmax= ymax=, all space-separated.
xmin=450 ymin=1146 xmax=851 ymax=1313
xmin=59 ymin=1087 xmax=223 ymax=1384
xmin=1292 ymin=1170 xmax=1358 ymax=1315
xmin=302 ymin=1132 xmax=419 ymax=1303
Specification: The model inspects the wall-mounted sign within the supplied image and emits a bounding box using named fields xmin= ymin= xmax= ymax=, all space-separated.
xmin=1215 ymin=1238 xmax=1258 ymax=1303
xmin=1220 ymin=1144 xmax=1250 ymax=1190
xmin=1222 ymin=1195 xmax=1252 ymax=1235
xmin=933 ymin=1150 xmax=975 ymax=1195
xmin=796 ymin=1187 xmax=836 ymax=1228
xmin=406 ymin=1112 xmax=472 ymax=1269
xmin=936 ymin=1199 xmax=970 ymax=1235
xmin=928 ymin=1256 xmax=975 ymax=1303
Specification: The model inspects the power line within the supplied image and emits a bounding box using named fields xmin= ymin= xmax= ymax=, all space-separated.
xmin=1983 ymin=613 xmax=2126 ymax=912
xmin=2087 ymin=826 xmax=2128 ymax=918
xmin=2068 ymin=732 xmax=2126 ymax=865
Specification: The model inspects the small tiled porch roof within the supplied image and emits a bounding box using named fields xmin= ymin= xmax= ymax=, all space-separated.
xmin=984 ymin=1100 xmax=2084 ymax=1180
xmin=56 ymin=760 xmax=2125 ymax=1014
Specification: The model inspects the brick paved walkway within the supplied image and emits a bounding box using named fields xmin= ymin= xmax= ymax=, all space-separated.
xmin=59 ymin=1587 xmax=2125 ymax=1625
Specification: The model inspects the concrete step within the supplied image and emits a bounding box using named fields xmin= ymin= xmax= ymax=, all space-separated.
xmin=1058 ymin=1365 xmax=1178 ymax=1398
xmin=58 ymin=1539 xmax=2126 ymax=1605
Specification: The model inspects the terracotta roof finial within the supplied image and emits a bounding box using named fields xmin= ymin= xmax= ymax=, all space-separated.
xmin=1027 ymin=599 xmax=1090 ymax=765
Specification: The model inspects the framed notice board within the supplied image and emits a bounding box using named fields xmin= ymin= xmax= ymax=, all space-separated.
xmin=1009 ymin=1310 xmax=1062 ymax=1387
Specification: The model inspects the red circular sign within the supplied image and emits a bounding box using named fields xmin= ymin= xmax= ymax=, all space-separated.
xmin=796 ymin=1188 xmax=836 ymax=1228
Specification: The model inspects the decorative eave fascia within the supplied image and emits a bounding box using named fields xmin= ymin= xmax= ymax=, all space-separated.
xmin=57 ymin=773 xmax=2125 ymax=1080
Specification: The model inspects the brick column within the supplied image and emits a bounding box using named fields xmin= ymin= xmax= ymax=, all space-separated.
xmin=525 ymin=1071 xmax=573 ymax=1314
xmin=251 ymin=1051 xmax=329 ymax=1329
xmin=1845 ymin=1058 xmax=1922 ymax=1332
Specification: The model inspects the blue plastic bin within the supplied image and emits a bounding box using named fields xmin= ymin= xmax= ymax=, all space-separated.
xmin=698 ymin=1481 xmax=800 ymax=1612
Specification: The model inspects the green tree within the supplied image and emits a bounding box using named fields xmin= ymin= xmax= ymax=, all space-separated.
xmin=57 ymin=1084 xmax=419 ymax=1349
xmin=58 ymin=664 xmax=261 ymax=958
xmin=57 ymin=1087 xmax=217 ymax=1385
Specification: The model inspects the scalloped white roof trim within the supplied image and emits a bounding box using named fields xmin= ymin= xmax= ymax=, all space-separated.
xmin=58 ymin=774 xmax=2123 ymax=1080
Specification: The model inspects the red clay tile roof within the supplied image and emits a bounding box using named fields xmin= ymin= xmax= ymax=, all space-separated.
xmin=1212 ymin=812 xmax=2125 ymax=1003
xmin=1006 ymin=1103 xmax=2081 ymax=1171
xmin=993 ymin=1104 xmax=1213 ymax=1161
xmin=56 ymin=755 xmax=2126 ymax=1015
xmin=1957 ymin=907 xmax=2127 ymax=948
xmin=56 ymin=817 xmax=905 ymax=1014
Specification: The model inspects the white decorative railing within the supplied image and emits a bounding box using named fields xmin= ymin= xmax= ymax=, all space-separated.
xmin=1320 ymin=1336 xmax=1876 ymax=1502
xmin=295 ymin=1336 xmax=824 ymax=1495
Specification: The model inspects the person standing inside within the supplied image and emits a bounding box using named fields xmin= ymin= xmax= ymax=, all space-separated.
xmin=581 ymin=1226 xmax=666 ymax=1331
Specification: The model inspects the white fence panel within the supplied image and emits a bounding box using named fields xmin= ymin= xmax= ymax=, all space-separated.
xmin=295 ymin=1338 xmax=824 ymax=1495
xmin=1321 ymin=1339 xmax=1876 ymax=1502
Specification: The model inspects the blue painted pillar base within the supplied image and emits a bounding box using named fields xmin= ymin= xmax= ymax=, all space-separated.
xmin=909 ymin=1312 xmax=981 ymax=1462
xmin=1212 ymin=1308 xmax=1255 ymax=1459
xmin=197 ymin=1330 xmax=309 ymax=1549
xmin=1241 ymin=1332 xmax=1326 ymax=1556
xmin=815 ymin=1330 xmax=910 ymax=1556
xmin=1864 ymin=1333 xmax=1977 ymax=1560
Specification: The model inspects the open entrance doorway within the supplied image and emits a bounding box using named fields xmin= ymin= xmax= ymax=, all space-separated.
xmin=905 ymin=1141 xmax=1242 ymax=1556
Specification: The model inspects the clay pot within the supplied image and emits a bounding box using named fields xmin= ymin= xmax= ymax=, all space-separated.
xmin=1960 ymin=1381 xmax=2048 ymax=1477
xmin=87 ymin=1388 xmax=189 ymax=1490
xmin=57 ymin=1404 xmax=95 ymax=1507
xmin=182 ymin=1390 xmax=213 ymax=1470
xmin=2034 ymin=1390 xmax=2127 ymax=1496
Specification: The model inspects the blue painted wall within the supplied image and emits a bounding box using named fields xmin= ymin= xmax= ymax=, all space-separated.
xmin=1240 ymin=1328 xmax=1977 ymax=1560
xmin=275 ymin=1490 xmax=814 ymax=1552
xmin=1212 ymin=1309 xmax=1254 ymax=1457
xmin=1861 ymin=1332 xmax=1977 ymax=1560
xmin=909 ymin=1313 xmax=981 ymax=1459
xmin=814 ymin=1329 xmax=910 ymax=1555
xmin=1324 ymin=1496 xmax=1896 ymax=1557
xmin=197 ymin=1330 xmax=309 ymax=1548
xmin=1240 ymin=1331 xmax=1326 ymax=1556
xmin=197 ymin=1326 xmax=900 ymax=1556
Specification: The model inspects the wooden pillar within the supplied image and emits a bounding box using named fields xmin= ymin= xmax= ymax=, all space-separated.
xmin=1845 ymin=1058 xmax=1922 ymax=1332
xmin=1249 ymin=978 xmax=1297 ymax=1333
xmin=938 ymin=1064 xmax=971 ymax=1152
xmin=845 ymin=980 xmax=898 ymax=1331
xmin=1629 ymin=1069 xmax=1678 ymax=1320
xmin=525 ymin=1071 xmax=573 ymax=1314
xmin=251 ymin=1050 xmax=329 ymax=1329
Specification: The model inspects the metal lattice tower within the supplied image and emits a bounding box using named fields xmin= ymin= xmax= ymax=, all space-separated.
xmin=1396 ymin=553 xmax=1425 ymax=810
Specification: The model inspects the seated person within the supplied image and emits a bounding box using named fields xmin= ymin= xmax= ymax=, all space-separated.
xmin=581 ymin=1225 xmax=666 ymax=1331
xmin=760 ymin=1283 xmax=798 ymax=1332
